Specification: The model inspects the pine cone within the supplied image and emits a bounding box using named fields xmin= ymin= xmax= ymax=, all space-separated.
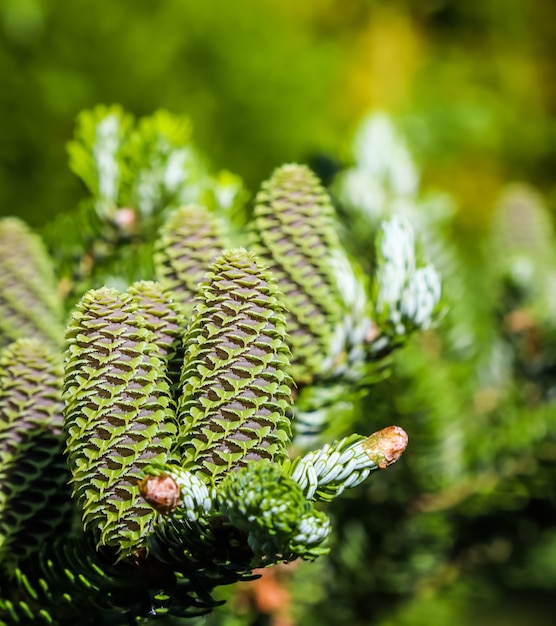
xmin=177 ymin=248 xmax=292 ymax=481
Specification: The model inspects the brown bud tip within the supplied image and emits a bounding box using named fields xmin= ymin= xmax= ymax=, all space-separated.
xmin=113 ymin=207 xmax=137 ymax=232
xmin=365 ymin=321 xmax=380 ymax=343
xmin=138 ymin=474 xmax=180 ymax=514
xmin=362 ymin=425 xmax=408 ymax=469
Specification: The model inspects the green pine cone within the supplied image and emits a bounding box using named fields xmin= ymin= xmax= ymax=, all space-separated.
xmin=248 ymin=164 xmax=346 ymax=385
xmin=176 ymin=248 xmax=293 ymax=481
xmin=0 ymin=218 xmax=64 ymax=351
xmin=154 ymin=204 xmax=228 ymax=318
xmin=128 ymin=280 xmax=184 ymax=391
xmin=0 ymin=339 xmax=71 ymax=568
xmin=63 ymin=287 xmax=177 ymax=554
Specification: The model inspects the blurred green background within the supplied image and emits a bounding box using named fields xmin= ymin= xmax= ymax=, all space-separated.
xmin=2 ymin=0 xmax=555 ymax=231
xmin=2 ymin=1 xmax=556 ymax=625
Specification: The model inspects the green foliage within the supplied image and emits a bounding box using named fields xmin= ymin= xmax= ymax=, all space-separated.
xmin=67 ymin=106 xmax=208 ymax=223
xmin=43 ymin=106 xmax=245 ymax=307
xmin=0 ymin=106 xmax=421 ymax=623
xmin=2 ymin=3 xmax=556 ymax=624
xmin=217 ymin=462 xmax=330 ymax=563
xmin=67 ymin=105 xmax=241 ymax=224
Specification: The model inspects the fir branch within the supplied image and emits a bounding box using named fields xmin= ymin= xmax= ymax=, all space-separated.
xmin=217 ymin=462 xmax=331 ymax=564
xmin=285 ymin=426 xmax=408 ymax=502
xmin=2 ymin=532 xmax=175 ymax=624
xmin=372 ymin=216 xmax=442 ymax=344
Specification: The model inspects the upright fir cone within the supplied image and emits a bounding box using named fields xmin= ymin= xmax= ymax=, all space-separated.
xmin=154 ymin=204 xmax=227 ymax=319
xmin=0 ymin=339 xmax=71 ymax=566
xmin=248 ymin=164 xmax=345 ymax=385
xmin=128 ymin=280 xmax=184 ymax=392
xmin=0 ymin=218 xmax=64 ymax=350
xmin=63 ymin=287 xmax=176 ymax=555
xmin=177 ymin=248 xmax=292 ymax=482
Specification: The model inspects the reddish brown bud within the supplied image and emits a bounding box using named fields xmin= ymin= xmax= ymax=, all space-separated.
xmin=138 ymin=474 xmax=180 ymax=514
xmin=362 ymin=425 xmax=408 ymax=469
xmin=113 ymin=207 xmax=138 ymax=232
xmin=365 ymin=321 xmax=380 ymax=343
